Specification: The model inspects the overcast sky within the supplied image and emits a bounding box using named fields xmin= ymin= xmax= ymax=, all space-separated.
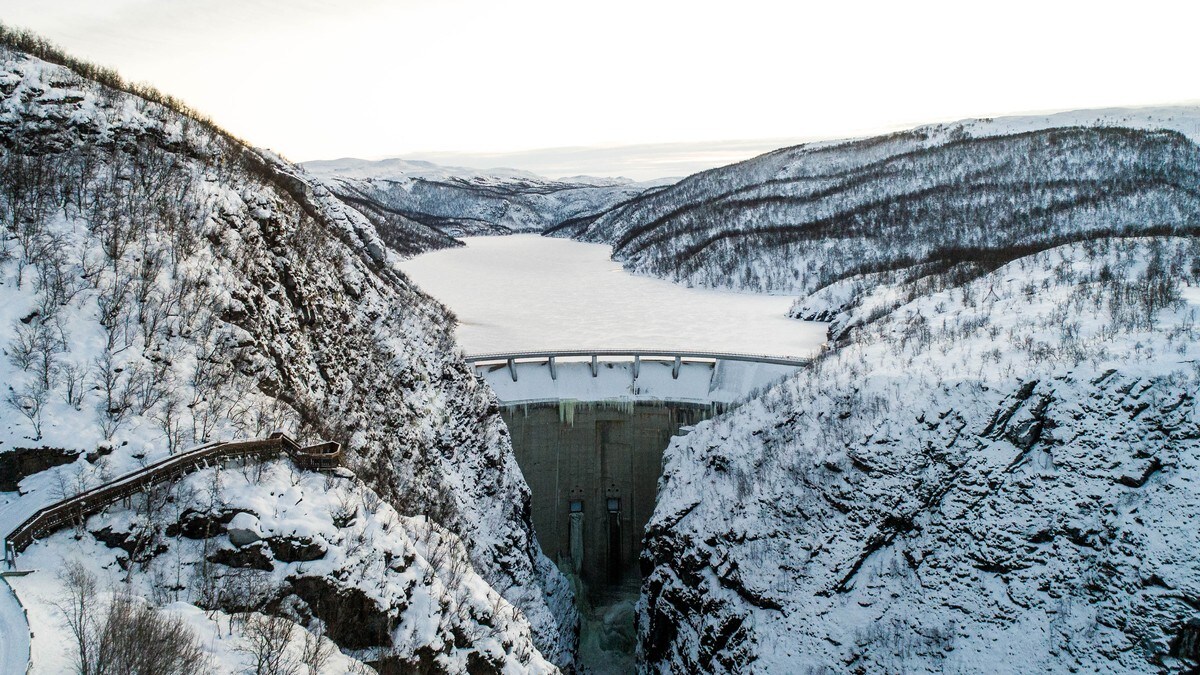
xmin=2 ymin=0 xmax=1198 ymax=178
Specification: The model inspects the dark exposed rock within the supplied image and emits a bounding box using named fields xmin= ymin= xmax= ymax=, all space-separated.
xmin=84 ymin=444 xmax=113 ymax=463
xmin=91 ymin=526 xmax=138 ymax=554
xmin=265 ymin=535 xmax=326 ymax=562
xmin=207 ymin=542 xmax=274 ymax=571
xmin=465 ymin=650 xmax=505 ymax=674
xmin=90 ymin=526 xmax=167 ymax=561
xmin=288 ymin=575 xmax=396 ymax=649
xmin=165 ymin=508 xmax=252 ymax=539
xmin=375 ymin=645 xmax=443 ymax=674
xmin=1117 ymin=457 xmax=1164 ymax=488
xmin=1171 ymin=618 xmax=1200 ymax=663
xmin=0 ymin=447 xmax=79 ymax=491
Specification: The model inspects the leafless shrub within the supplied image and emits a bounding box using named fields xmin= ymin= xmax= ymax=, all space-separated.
xmin=236 ymin=613 xmax=299 ymax=675
xmin=6 ymin=380 xmax=48 ymax=440
xmin=53 ymin=560 xmax=209 ymax=675
xmin=298 ymin=624 xmax=335 ymax=675
xmin=92 ymin=593 xmax=210 ymax=675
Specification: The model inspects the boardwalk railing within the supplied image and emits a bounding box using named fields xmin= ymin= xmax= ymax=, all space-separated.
xmin=3 ymin=432 xmax=340 ymax=565
xmin=465 ymin=349 xmax=812 ymax=381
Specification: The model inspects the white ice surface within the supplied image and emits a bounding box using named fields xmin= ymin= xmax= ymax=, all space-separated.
xmin=0 ymin=490 xmax=53 ymax=675
xmin=0 ymin=574 xmax=29 ymax=675
xmin=398 ymin=235 xmax=827 ymax=357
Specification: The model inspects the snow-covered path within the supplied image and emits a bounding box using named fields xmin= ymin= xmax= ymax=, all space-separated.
xmin=0 ymin=492 xmax=53 ymax=565
xmin=0 ymin=574 xmax=30 ymax=675
xmin=0 ymin=491 xmax=55 ymax=675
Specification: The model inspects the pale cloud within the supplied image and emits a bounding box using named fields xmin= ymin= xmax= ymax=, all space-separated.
xmin=1 ymin=0 xmax=1198 ymax=177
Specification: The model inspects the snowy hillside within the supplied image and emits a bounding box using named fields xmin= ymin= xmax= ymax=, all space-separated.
xmin=551 ymin=107 xmax=1200 ymax=299
xmin=0 ymin=38 xmax=575 ymax=671
xmin=11 ymin=460 xmax=555 ymax=672
xmin=640 ymin=237 xmax=1200 ymax=673
xmin=306 ymin=157 xmax=672 ymax=237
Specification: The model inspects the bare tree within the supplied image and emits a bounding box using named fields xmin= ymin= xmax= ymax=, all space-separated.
xmin=299 ymin=624 xmax=334 ymax=675
xmin=92 ymin=593 xmax=209 ymax=675
xmin=6 ymin=379 xmax=48 ymax=440
xmin=51 ymin=525 xmax=205 ymax=673
xmin=93 ymin=351 xmax=133 ymax=440
xmin=60 ymin=360 xmax=88 ymax=409
xmin=236 ymin=613 xmax=299 ymax=675
xmin=52 ymin=560 xmax=99 ymax=675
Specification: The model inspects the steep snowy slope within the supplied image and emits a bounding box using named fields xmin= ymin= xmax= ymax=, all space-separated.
xmin=12 ymin=459 xmax=555 ymax=673
xmin=306 ymin=157 xmax=671 ymax=237
xmin=641 ymin=237 xmax=1200 ymax=673
xmin=0 ymin=38 xmax=574 ymax=670
xmin=552 ymin=107 xmax=1200 ymax=297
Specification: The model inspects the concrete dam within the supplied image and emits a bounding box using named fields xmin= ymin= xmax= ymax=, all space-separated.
xmin=470 ymin=351 xmax=807 ymax=669
xmin=503 ymin=400 xmax=715 ymax=587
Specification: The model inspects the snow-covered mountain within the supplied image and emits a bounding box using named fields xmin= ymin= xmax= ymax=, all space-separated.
xmin=595 ymin=109 xmax=1200 ymax=672
xmin=305 ymin=157 xmax=673 ymax=237
xmin=0 ymin=39 xmax=575 ymax=672
xmin=304 ymin=157 xmax=550 ymax=183
xmin=642 ymin=237 xmax=1200 ymax=673
xmin=551 ymin=107 xmax=1200 ymax=298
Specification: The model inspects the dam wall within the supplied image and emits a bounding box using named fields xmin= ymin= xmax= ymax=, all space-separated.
xmin=501 ymin=401 xmax=716 ymax=588
xmin=479 ymin=357 xmax=801 ymax=406
xmin=480 ymin=353 xmax=809 ymax=670
xmin=479 ymin=355 xmax=806 ymax=590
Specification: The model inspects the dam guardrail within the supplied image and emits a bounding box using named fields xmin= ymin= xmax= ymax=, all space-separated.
xmin=3 ymin=432 xmax=341 ymax=565
xmin=464 ymin=349 xmax=813 ymax=381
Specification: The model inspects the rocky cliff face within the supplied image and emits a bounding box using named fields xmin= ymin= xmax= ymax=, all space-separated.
xmin=0 ymin=42 xmax=574 ymax=669
xmin=641 ymin=238 xmax=1200 ymax=673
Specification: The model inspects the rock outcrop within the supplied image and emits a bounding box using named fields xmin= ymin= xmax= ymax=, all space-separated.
xmin=641 ymin=238 xmax=1200 ymax=673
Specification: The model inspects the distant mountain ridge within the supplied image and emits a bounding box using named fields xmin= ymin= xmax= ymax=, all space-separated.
xmin=550 ymin=106 xmax=1200 ymax=298
xmin=304 ymin=156 xmax=549 ymax=182
xmin=304 ymin=156 xmax=673 ymax=238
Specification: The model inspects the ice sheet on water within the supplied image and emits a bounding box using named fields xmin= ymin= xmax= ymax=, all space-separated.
xmin=398 ymin=235 xmax=828 ymax=356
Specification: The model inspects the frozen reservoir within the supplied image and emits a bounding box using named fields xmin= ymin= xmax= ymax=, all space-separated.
xmin=397 ymin=234 xmax=827 ymax=356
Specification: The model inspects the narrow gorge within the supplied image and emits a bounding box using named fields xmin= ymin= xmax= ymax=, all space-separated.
xmin=0 ymin=16 xmax=1198 ymax=675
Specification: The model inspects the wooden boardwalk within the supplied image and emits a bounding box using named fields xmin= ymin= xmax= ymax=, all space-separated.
xmin=3 ymin=432 xmax=340 ymax=565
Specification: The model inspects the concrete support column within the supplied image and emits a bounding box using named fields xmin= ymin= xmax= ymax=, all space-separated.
xmin=591 ymin=354 xmax=598 ymax=377
xmin=568 ymin=512 xmax=584 ymax=574
xmin=507 ymin=358 xmax=518 ymax=382
xmin=672 ymin=355 xmax=682 ymax=379
xmin=632 ymin=355 xmax=641 ymax=380
xmin=548 ymin=356 xmax=557 ymax=380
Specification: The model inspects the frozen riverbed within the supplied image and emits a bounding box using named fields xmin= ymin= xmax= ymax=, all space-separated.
xmin=398 ymin=235 xmax=827 ymax=356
